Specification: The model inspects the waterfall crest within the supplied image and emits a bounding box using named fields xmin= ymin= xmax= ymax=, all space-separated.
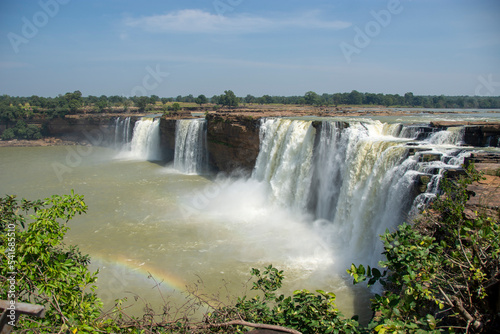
xmin=174 ymin=119 xmax=208 ymax=174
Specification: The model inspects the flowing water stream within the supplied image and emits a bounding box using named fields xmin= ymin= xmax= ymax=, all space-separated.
xmin=1 ymin=114 xmax=499 ymax=322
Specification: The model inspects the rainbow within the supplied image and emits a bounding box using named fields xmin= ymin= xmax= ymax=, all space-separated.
xmin=91 ymin=253 xmax=188 ymax=293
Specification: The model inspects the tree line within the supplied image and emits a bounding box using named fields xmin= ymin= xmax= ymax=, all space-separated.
xmin=2 ymin=89 xmax=500 ymax=140
xmin=1 ymin=90 xmax=499 ymax=114
xmin=0 ymin=90 xmax=500 ymax=140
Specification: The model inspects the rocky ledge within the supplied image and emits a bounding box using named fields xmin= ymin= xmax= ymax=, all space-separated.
xmin=205 ymin=114 xmax=260 ymax=174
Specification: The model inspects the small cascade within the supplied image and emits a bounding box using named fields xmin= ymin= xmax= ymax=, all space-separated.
xmin=427 ymin=126 xmax=465 ymax=145
xmin=174 ymin=119 xmax=208 ymax=174
xmin=127 ymin=118 xmax=162 ymax=161
xmin=397 ymin=125 xmax=435 ymax=140
xmin=114 ymin=117 xmax=132 ymax=149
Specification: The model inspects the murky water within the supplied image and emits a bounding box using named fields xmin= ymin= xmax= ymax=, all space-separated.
xmin=0 ymin=145 xmax=370 ymax=320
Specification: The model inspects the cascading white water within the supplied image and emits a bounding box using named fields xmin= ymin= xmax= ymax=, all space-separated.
xmin=252 ymin=118 xmax=476 ymax=268
xmin=252 ymin=119 xmax=315 ymax=211
xmin=310 ymin=121 xmax=419 ymax=266
xmin=174 ymin=119 xmax=208 ymax=174
xmin=126 ymin=118 xmax=162 ymax=161
xmin=114 ymin=117 xmax=132 ymax=149
xmin=427 ymin=126 xmax=465 ymax=145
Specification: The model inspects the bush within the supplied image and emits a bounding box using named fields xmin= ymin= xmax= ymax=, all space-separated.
xmin=207 ymin=265 xmax=360 ymax=333
xmin=0 ymin=192 xmax=106 ymax=332
xmin=0 ymin=121 xmax=42 ymax=140
xmin=1 ymin=128 xmax=15 ymax=140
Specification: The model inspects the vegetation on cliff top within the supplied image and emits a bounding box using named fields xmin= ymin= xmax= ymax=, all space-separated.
xmin=1 ymin=166 xmax=499 ymax=333
xmin=1 ymin=89 xmax=499 ymax=118
xmin=2 ymin=89 xmax=499 ymax=140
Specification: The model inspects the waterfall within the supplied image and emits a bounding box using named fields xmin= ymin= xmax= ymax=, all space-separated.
xmin=114 ymin=117 xmax=132 ymax=149
xmin=309 ymin=121 xmax=349 ymax=220
xmin=252 ymin=119 xmax=315 ymax=211
xmin=252 ymin=118 xmax=473 ymax=267
xmin=174 ymin=119 xmax=208 ymax=174
xmin=126 ymin=118 xmax=162 ymax=161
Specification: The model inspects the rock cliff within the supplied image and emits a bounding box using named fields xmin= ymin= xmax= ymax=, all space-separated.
xmin=205 ymin=114 xmax=260 ymax=175
xmin=158 ymin=114 xmax=261 ymax=174
xmin=159 ymin=118 xmax=177 ymax=162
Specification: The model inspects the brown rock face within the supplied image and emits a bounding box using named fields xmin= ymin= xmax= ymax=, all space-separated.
xmin=159 ymin=118 xmax=177 ymax=162
xmin=45 ymin=116 xmax=119 ymax=145
xmin=205 ymin=114 xmax=260 ymax=175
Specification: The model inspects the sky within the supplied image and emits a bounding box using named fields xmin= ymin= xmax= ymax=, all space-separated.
xmin=0 ymin=0 xmax=499 ymax=98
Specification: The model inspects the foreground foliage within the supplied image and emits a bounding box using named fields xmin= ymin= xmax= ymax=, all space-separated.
xmin=0 ymin=192 xmax=107 ymax=332
xmin=349 ymin=165 xmax=500 ymax=333
xmin=205 ymin=265 xmax=360 ymax=333
xmin=1 ymin=165 xmax=499 ymax=333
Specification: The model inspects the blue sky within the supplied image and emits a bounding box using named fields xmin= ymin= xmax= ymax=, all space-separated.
xmin=0 ymin=0 xmax=499 ymax=98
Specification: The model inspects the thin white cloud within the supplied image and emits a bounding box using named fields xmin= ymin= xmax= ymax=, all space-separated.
xmin=124 ymin=9 xmax=351 ymax=34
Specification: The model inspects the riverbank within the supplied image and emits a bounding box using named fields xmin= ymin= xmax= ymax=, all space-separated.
xmin=0 ymin=137 xmax=78 ymax=147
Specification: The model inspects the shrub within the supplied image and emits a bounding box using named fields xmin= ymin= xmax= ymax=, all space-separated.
xmin=0 ymin=192 xmax=106 ymax=332
xmin=207 ymin=265 xmax=360 ymax=333
xmin=1 ymin=128 xmax=15 ymax=140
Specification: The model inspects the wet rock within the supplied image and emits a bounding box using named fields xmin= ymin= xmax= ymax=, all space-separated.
xmin=418 ymin=152 xmax=443 ymax=162
xmin=443 ymin=167 xmax=466 ymax=179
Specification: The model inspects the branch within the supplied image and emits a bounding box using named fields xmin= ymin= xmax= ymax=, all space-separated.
xmin=200 ymin=320 xmax=303 ymax=334
xmin=438 ymin=286 xmax=482 ymax=331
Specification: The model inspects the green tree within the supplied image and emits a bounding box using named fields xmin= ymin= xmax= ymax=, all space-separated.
xmin=149 ymin=95 xmax=160 ymax=104
xmin=261 ymin=94 xmax=274 ymax=104
xmin=404 ymin=92 xmax=414 ymax=106
xmin=0 ymin=192 xmax=106 ymax=332
xmin=347 ymin=90 xmax=363 ymax=105
xmin=219 ymin=90 xmax=239 ymax=108
xmin=135 ymin=96 xmax=149 ymax=112
xmin=304 ymin=91 xmax=320 ymax=105
xmin=195 ymin=94 xmax=208 ymax=106
xmin=171 ymin=102 xmax=181 ymax=112
xmin=244 ymin=94 xmax=256 ymax=104
xmin=1 ymin=128 xmax=15 ymax=140
xmin=64 ymin=90 xmax=83 ymax=113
